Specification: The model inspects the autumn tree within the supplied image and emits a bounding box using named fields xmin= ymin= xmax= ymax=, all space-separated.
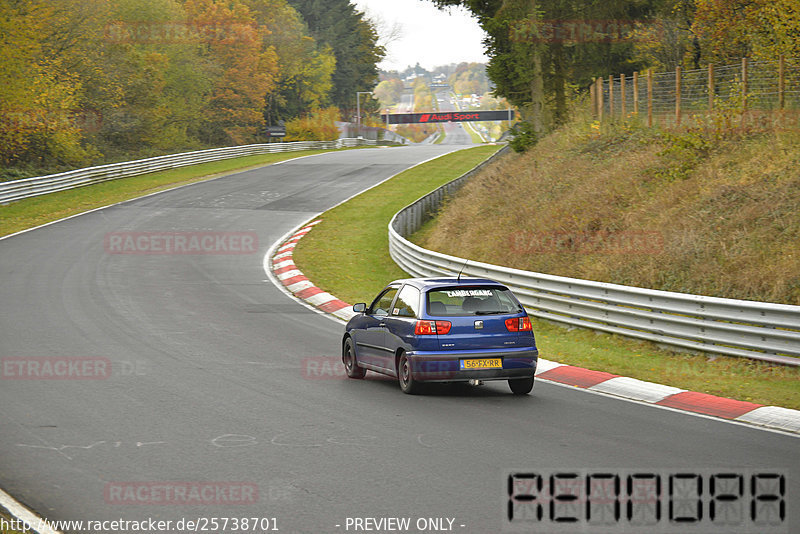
xmin=692 ymin=0 xmax=800 ymax=63
xmin=374 ymin=78 xmax=404 ymax=108
xmin=243 ymin=0 xmax=335 ymax=125
xmin=0 ymin=0 xmax=103 ymax=168
xmin=183 ymin=0 xmax=278 ymax=145
xmin=449 ymin=63 xmax=490 ymax=95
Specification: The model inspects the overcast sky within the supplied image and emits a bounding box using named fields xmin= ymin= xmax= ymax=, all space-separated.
xmin=350 ymin=0 xmax=488 ymax=71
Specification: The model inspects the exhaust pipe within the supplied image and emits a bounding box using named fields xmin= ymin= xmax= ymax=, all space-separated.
xmin=468 ymin=379 xmax=484 ymax=386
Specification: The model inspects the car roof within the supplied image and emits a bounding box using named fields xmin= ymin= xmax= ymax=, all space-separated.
xmin=387 ymin=277 xmax=506 ymax=291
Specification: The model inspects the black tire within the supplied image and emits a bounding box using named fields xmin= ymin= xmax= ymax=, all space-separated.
xmin=342 ymin=338 xmax=366 ymax=379
xmin=398 ymin=352 xmax=421 ymax=394
xmin=509 ymin=376 xmax=534 ymax=395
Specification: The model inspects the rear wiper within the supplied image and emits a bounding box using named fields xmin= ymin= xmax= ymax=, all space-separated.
xmin=473 ymin=310 xmax=507 ymax=315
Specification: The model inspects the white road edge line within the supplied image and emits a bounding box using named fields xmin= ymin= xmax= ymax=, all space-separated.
xmin=0 ymin=488 xmax=61 ymax=534
xmin=540 ymin=379 xmax=800 ymax=439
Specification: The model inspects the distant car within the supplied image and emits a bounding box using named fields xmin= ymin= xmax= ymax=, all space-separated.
xmin=342 ymin=277 xmax=538 ymax=394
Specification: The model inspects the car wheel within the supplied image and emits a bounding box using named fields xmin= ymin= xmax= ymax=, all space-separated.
xmin=509 ymin=376 xmax=534 ymax=395
xmin=343 ymin=338 xmax=366 ymax=379
xmin=398 ymin=352 xmax=421 ymax=394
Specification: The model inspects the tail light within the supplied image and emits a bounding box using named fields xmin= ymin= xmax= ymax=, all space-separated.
xmin=414 ymin=320 xmax=452 ymax=335
xmin=505 ymin=316 xmax=532 ymax=332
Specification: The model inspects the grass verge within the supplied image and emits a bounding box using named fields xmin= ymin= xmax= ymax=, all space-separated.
xmin=292 ymin=145 xmax=501 ymax=305
xmin=292 ymin=144 xmax=800 ymax=410
xmin=0 ymin=149 xmax=338 ymax=238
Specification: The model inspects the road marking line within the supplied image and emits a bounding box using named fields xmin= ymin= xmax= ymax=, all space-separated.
xmin=0 ymin=488 xmax=61 ymax=534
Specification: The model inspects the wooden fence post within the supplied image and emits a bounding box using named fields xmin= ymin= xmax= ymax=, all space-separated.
xmin=590 ymin=79 xmax=596 ymax=116
xmin=633 ymin=71 xmax=639 ymax=115
xmin=597 ymin=77 xmax=604 ymax=122
xmin=647 ymin=69 xmax=653 ymax=127
xmin=708 ymin=63 xmax=714 ymax=112
xmin=779 ymin=55 xmax=785 ymax=110
xmin=609 ymin=75 xmax=614 ymax=119
xmin=620 ymin=73 xmax=626 ymax=117
xmin=675 ymin=66 xmax=681 ymax=126
xmin=741 ymin=57 xmax=748 ymax=126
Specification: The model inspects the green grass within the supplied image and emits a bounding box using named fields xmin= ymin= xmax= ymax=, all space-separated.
xmin=292 ymin=144 xmax=800 ymax=410
xmin=0 ymin=149 xmax=338 ymax=237
xmin=292 ymin=145 xmax=502 ymax=304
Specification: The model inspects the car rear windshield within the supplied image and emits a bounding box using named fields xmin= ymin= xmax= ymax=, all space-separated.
xmin=426 ymin=286 xmax=523 ymax=317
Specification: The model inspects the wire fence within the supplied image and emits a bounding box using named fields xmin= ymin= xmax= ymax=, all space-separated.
xmin=590 ymin=57 xmax=800 ymax=130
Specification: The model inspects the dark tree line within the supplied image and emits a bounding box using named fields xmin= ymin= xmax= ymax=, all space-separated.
xmin=287 ymin=0 xmax=384 ymax=120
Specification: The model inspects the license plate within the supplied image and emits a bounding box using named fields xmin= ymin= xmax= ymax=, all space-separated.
xmin=460 ymin=358 xmax=502 ymax=370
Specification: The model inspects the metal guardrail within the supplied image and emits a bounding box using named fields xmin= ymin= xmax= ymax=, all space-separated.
xmin=0 ymin=139 xmax=376 ymax=204
xmin=336 ymin=122 xmax=410 ymax=144
xmin=388 ymin=147 xmax=800 ymax=366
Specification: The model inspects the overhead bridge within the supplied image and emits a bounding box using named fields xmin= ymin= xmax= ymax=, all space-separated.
xmin=383 ymin=110 xmax=515 ymax=124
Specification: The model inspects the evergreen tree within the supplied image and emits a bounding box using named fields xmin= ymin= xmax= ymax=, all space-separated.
xmin=286 ymin=0 xmax=384 ymax=117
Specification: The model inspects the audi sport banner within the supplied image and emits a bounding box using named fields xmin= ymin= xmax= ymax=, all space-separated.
xmin=382 ymin=110 xmax=515 ymax=125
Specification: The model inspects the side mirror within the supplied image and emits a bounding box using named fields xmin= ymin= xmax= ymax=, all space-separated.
xmin=353 ymin=303 xmax=367 ymax=313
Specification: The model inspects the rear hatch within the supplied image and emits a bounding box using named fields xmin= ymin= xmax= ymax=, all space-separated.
xmin=424 ymin=286 xmax=525 ymax=351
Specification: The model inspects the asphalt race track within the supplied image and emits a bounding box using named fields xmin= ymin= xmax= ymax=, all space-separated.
xmin=436 ymin=92 xmax=474 ymax=145
xmin=0 ymin=146 xmax=797 ymax=533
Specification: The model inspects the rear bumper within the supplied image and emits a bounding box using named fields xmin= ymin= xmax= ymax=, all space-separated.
xmin=406 ymin=347 xmax=538 ymax=383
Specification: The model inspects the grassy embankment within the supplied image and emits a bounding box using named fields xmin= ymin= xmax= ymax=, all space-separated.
xmin=294 ymin=124 xmax=800 ymax=409
xmin=0 ymin=149 xmax=338 ymax=237
xmin=417 ymin=122 xmax=800 ymax=305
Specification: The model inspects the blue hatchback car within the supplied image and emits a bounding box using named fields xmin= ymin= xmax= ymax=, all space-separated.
xmin=342 ymin=277 xmax=538 ymax=394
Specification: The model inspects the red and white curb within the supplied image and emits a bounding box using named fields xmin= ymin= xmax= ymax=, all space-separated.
xmin=534 ymin=360 xmax=800 ymax=434
xmin=269 ymin=223 xmax=800 ymax=436
xmin=270 ymin=220 xmax=356 ymax=322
